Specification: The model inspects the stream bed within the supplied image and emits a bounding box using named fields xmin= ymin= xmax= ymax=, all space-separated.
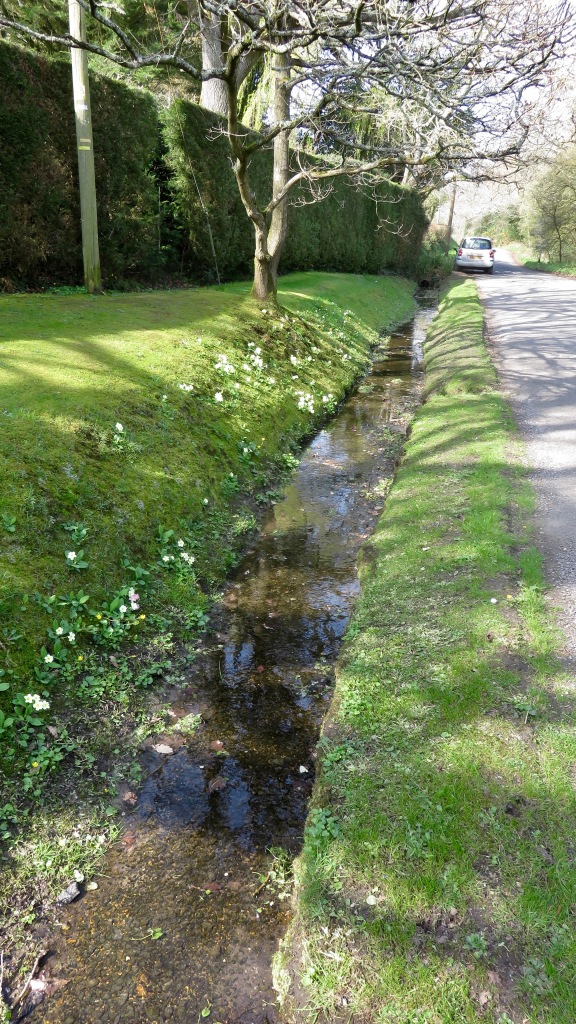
xmin=33 ymin=298 xmax=437 ymax=1024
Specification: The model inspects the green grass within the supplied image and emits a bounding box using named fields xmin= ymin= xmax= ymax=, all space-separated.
xmin=279 ymin=277 xmax=576 ymax=1024
xmin=0 ymin=272 xmax=416 ymax=964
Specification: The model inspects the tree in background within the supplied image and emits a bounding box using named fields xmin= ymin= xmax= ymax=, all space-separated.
xmin=523 ymin=149 xmax=576 ymax=262
xmin=0 ymin=0 xmax=572 ymax=300
xmin=475 ymin=206 xmax=523 ymax=247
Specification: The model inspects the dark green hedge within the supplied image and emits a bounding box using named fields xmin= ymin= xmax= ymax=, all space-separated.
xmin=0 ymin=42 xmax=160 ymax=288
xmin=163 ymin=99 xmax=427 ymax=281
xmin=0 ymin=41 xmax=427 ymax=289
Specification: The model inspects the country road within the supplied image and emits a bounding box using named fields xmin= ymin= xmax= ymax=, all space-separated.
xmin=476 ymin=250 xmax=576 ymax=656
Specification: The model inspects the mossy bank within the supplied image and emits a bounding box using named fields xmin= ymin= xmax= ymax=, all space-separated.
xmin=280 ymin=278 xmax=576 ymax=1023
xmin=0 ymin=272 xmax=416 ymax=970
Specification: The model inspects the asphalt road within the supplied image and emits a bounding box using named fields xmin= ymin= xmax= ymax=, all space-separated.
xmin=475 ymin=249 xmax=576 ymax=655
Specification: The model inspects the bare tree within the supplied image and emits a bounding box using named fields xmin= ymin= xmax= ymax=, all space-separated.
xmin=1 ymin=0 xmax=572 ymax=300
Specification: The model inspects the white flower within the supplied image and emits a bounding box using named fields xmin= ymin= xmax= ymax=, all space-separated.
xmin=178 ymin=383 xmax=194 ymax=393
xmin=130 ymin=602 xmax=139 ymax=611
xmin=55 ymin=626 xmax=64 ymax=635
xmin=177 ymin=539 xmax=185 ymax=548
xmin=162 ymin=394 xmax=167 ymax=401
xmin=67 ymin=551 xmax=77 ymax=561
xmin=214 ymin=392 xmax=224 ymax=403
xmin=234 ymin=382 xmax=240 ymax=389
xmin=203 ymin=498 xmax=209 ymax=505
xmin=128 ymin=588 xmax=136 ymax=598
xmin=162 ymin=555 xmax=170 ymax=563
xmin=68 ymin=631 xmax=76 ymax=642
xmin=255 ymin=347 xmax=262 ymax=356
xmin=36 ymin=698 xmax=50 ymax=710
xmin=290 ymin=355 xmax=298 ymax=365
xmin=119 ymin=605 xmax=127 ymax=614
xmin=115 ymin=423 xmax=124 ymax=433
xmin=44 ymin=654 xmax=54 ymax=664
xmin=24 ymin=694 xmax=35 ymax=704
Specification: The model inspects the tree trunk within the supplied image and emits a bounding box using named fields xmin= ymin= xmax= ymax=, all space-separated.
xmin=199 ymin=11 xmax=229 ymax=115
xmin=252 ymin=226 xmax=274 ymax=301
xmin=267 ymin=51 xmax=292 ymax=292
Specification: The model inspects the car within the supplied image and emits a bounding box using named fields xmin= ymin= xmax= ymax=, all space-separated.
xmin=455 ymin=236 xmax=495 ymax=274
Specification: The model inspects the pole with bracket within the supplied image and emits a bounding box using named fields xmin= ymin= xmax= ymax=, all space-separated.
xmin=68 ymin=0 xmax=102 ymax=294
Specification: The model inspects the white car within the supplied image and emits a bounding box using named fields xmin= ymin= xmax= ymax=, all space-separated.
xmin=455 ymin=236 xmax=495 ymax=274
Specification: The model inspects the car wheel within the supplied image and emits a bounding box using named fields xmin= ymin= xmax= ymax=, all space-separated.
xmin=484 ymin=267 xmax=494 ymax=275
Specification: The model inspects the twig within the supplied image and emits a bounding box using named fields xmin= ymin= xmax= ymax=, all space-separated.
xmin=253 ymin=872 xmax=271 ymax=897
xmin=11 ymin=950 xmax=47 ymax=1009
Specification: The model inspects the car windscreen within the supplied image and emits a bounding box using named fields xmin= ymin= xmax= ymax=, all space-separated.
xmin=463 ymin=238 xmax=491 ymax=250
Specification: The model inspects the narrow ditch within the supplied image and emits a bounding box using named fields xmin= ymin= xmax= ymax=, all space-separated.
xmin=32 ymin=296 xmax=438 ymax=1024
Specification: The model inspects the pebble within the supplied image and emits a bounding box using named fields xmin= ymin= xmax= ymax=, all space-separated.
xmin=56 ymin=881 xmax=81 ymax=905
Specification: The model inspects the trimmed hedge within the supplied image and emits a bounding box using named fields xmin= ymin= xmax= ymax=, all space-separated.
xmin=0 ymin=41 xmax=427 ymax=289
xmin=0 ymin=42 xmax=160 ymax=289
xmin=163 ymin=99 xmax=428 ymax=281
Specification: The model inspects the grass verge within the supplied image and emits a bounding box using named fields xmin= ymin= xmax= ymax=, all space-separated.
xmin=0 ymin=272 xmax=416 ymax=977
xmin=278 ymin=277 xmax=576 ymax=1024
xmin=506 ymin=243 xmax=576 ymax=278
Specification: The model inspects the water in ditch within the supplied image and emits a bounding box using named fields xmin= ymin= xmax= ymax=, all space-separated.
xmin=32 ymin=298 xmax=437 ymax=1024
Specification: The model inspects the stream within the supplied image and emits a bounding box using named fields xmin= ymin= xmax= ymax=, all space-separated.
xmin=33 ymin=297 xmax=437 ymax=1024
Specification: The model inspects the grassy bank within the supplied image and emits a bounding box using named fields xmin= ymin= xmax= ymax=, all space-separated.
xmin=280 ymin=278 xmax=576 ymax=1023
xmin=0 ymin=272 xmax=416 ymax=967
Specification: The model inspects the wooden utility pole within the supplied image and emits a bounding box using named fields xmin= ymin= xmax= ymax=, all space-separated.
xmin=68 ymin=0 xmax=102 ymax=294
xmin=445 ymin=183 xmax=457 ymax=249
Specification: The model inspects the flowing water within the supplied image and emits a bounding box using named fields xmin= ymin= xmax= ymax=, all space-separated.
xmin=33 ymin=299 xmax=437 ymax=1024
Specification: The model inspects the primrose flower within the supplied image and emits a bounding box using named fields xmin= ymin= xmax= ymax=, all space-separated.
xmin=214 ymin=392 xmax=224 ymax=403
xmin=67 ymin=551 xmax=77 ymax=561
xmin=119 ymin=605 xmax=127 ymax=614
xmin=177 ymin=539 xmax=185 ymax=548
xmin=96 ymin=613 xmax=102 ymax=620
xmin=139 ymin=614 xmax=146 ymax=620
xmin=290 ymin=355 xmax=298 ymax=365
xmin=115 ymin=423 xmax=124 ymax=433
xmin=44 ymin=654 xmax=54 ymax=664
xmin=162 ymin=555 xmax=171 ymax=563
xmin=68 ymin=631 xmax=75 ymax=642
xmin=130 ymin=601 xmax=140 ymax=611
xmin=203 ymin=498 xmax=209 ymax=505
xmin=55 ymin=627 xmax=64 ymax=636
xmin=24 ymin=694 xmax=35 ymax=704
xmin=36 ymin=698 xmax=50 ymax=711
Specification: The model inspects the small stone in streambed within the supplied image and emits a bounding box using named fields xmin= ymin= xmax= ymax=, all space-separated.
xmin=152 ymin=743 xmax=174 ymax=755
xmin=57 ymin=881 xmax=81 ymax=904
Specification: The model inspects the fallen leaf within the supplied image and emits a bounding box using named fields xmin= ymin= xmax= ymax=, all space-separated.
xmin=487 ymin=971 xmax=500 ymax=985
xmin=478 ymin=990 xmax=491 ymax=1007
xmin=256 ymin=665 xmax=266 ymax=673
